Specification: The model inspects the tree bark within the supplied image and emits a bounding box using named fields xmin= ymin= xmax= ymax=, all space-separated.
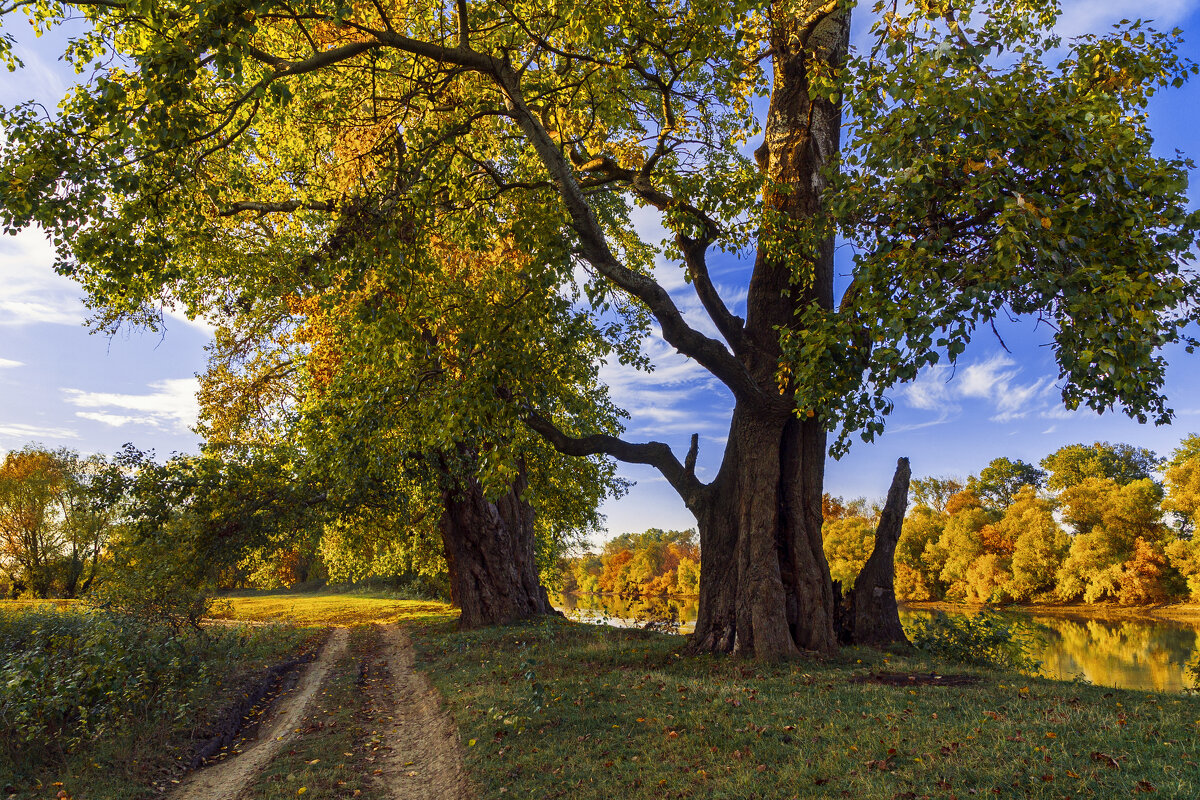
xmin=840 ymin=457 xmax=911 ymax=647
xmin=685 ymin=5 xmax=850 ymax=659
xmin=440 ymin=467 xmax=559 ymax=629
xmin=689 ymin=408 xmax=836 ymax=658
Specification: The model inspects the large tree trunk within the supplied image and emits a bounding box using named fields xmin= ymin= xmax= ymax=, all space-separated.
xmin=686 ymin=6 xmax=850 ymax=659
xmin=440 ymin=467 xmax=559 ymax=629
xmin=690 ymin=408 xmax=836 ymax=658
xmin=838 ymin=458 xmax=911 ymax=647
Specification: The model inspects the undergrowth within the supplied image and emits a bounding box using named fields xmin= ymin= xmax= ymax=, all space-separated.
xmin=0 ymin=603 xmax=311 ymax=799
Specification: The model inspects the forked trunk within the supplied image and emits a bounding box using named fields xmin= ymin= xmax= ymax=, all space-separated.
xmin=440 ymin=468 xmax=559 ymax=629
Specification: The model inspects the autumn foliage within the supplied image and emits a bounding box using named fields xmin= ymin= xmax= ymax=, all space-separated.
xmin=559 ymin=529 xmax=700 ymax=597
xmin=825 ymin=438 xmax=1200 ymax=607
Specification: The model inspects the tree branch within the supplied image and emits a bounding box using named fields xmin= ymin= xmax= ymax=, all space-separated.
xmin=522 ymin=410 xmax=705 ymax=509
xmin=219 ymin=199 xmax=337 ymax=216
xmin=490 ymin=63 xmax=762 ymax=401
xmin=677 ymin=234 xmax=747 ymax=352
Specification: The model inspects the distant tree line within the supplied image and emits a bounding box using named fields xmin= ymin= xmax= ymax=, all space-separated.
xmin=558 ymin=529 xmax=701 ymax=598
xmin=825 ymin=437 xmax=1200 ymax=606
xmin=0 ymin=446 xmax=121 ymax=598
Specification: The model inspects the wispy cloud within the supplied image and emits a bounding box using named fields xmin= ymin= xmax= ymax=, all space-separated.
xmin=0 ymin=422 xmax=79 ymax=442
xmin=0 ymin=358 xmax=23 ymax=369
xmin=600 ymin=334 xmax=731 ymax=441
xmin=901 ymin=353 xmax=1061 ymax=428
xmin=63 ymin=378 xmax=200 ymax=433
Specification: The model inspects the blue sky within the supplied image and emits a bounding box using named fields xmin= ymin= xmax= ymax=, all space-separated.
xmin=2 ymin=1 xmax=1200 ymax=544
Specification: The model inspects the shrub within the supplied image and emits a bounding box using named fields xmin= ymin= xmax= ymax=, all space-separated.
xmin=907 ymin=611 xmax=1043 ymax=673
xmin=0 ymin=605 xmax=299 ymax=777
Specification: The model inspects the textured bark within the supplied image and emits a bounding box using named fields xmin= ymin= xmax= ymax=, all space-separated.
xmin=440 ymin=469 xmax=558 ymax=629
xmin=689 ymin=408 xmax=837 ymax=658
xmin=841 ymin=458 xmax=911 ymax=647
xmin=685 ymin=5 xmax=850 ymax=660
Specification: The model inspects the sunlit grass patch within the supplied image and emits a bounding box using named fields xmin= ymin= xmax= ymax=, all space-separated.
xmin=413 ymin=618 xmax=1200 ymax=800
xmin=214 ymin=590 xmax=456 ymax=627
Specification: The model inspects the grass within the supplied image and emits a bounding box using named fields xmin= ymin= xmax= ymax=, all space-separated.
xmin=412 ymin=617 xmax=1200 ymax=799
xmin=213 ymin=590 xmax=455 ymax=627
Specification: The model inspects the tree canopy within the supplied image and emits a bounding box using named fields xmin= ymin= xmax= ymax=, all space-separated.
xmin=2 ymin=0 xmax=1198 ymax=656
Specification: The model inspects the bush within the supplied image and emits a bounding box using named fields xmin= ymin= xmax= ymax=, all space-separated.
xmin=907 ymin=611 xmax=1043 ymax=673
xmin=0 ymin=604 xmax=300 ymax=777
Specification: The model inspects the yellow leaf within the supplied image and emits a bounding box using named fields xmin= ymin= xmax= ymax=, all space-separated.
xmin=468 ymin=739 xmax=476 ymax=747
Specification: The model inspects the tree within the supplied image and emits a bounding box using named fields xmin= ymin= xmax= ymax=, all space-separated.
xmin=3 ymin=0 xmax=1198 ymax=657
xmin=1005 ymin=488 xmax=1069 ymax=601
xmin=1056 ymin=478 xmax=1169 ymax=602
xmin=0 ymin=448 xmax=65 ymax=597
xmin=894 ymin=506 xmax=947 ymax=601
xmin=967 ymin=458 xmax=1045 ymax=510
xmin=1041 ymin=442 xmax=1162 ymax=492
xmin=0 ymin=446 xmax=116 ymax=598
xmin=822 ymin=515 xmax=876 ymax=589
xmin=910 ymin=476 xmax=964 ymax=515
xmin=937 ymin=505 xmax=997 ymax=601
xmin=1163 ymin=433 xmax=1200 ymax=535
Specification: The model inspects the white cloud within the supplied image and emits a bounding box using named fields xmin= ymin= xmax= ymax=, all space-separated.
xmin=900 ymin=353 xmax=1063 ymax=427
xmin=0 ymin=229 xmax=88 ymax=326
xmin=63 ymin=378 xmax=200 ymax=433
xmin=0 ymin=422 xmax=79 ymax=441
xmin=901 ymin=366 xmax=959 ymax=414
xmin=0 ymin=358 xmax=23 ymax=369
xmin=599 ymin=333 xmax=732 ymax=441
xmin=958 ymin=354 xmax=1021 ymax=399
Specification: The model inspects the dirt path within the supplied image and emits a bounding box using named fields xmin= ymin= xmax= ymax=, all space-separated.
xmin=372 ymin=624 xmax=472 ymax=800
xmin=171 ymin=626 xmax=350 ymax=800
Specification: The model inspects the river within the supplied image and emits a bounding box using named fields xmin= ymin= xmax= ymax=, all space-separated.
xmin=553 ymin=593 xmax=1200 ymax=692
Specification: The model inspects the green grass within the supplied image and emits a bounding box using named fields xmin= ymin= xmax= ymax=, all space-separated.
xmin=412 ymin=617 xmax=1200 ymax=799
xmin=243 ymin=626 xmax=381 ymax=800
xmin=213 ymin=591 xmax=456 ymax=627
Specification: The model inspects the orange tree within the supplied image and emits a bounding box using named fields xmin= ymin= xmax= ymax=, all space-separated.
xmin=2 ymin=0 xmax=1199 ymax=656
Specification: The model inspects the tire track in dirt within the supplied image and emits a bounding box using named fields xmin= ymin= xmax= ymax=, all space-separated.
xmin=372 ymin=624 xmax=472 ymax=800
xmin=171 ymin=626 xmax=349 ymax=800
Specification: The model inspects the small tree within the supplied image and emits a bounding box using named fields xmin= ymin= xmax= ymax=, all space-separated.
xmin=967 ymin=458 xmax=1046 ymax=511
xmin=1163 ymin=434 xmax=1200 ymax=536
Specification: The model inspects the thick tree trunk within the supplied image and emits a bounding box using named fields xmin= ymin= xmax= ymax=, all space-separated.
xmin=839 ymin=458 xmax=911 ymax=647
xmin=440 ymin=468 xmax=559 ymax=629
xmin=686 ymin=5 xmax=849 ymax=660
xmin=690 ymin=407 xmax=836 ymax=658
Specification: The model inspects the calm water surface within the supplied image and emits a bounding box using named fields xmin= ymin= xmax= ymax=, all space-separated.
xmin=553 ymin=593 xmax=1200 ymax=692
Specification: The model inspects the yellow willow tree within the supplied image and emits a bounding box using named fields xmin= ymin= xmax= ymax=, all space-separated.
xmin=3 ymin=0 xmax=1200 ymax=657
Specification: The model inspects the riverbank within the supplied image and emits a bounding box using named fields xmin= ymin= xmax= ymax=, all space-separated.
xmin=906 ymin=600 xmax=1200 ymax=626
xmin=412 ymin=615 xmax=1200 ymax=799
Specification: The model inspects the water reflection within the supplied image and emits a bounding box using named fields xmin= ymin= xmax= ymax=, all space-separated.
xmin=553 ymin=593 xmax=698 ymax=635
xmin=554 ymin=593 xmax=1200 ymax=691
